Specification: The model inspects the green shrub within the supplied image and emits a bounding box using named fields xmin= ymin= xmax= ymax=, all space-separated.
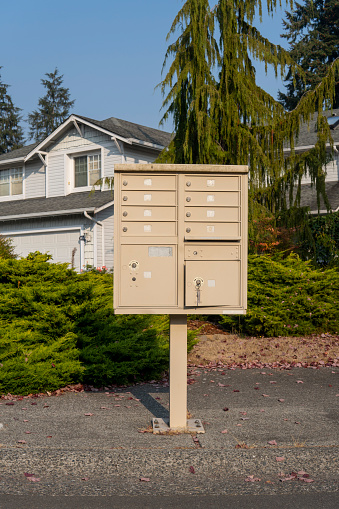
xmin=0 ymin=256 xmax=197 ymax=395
xmin=220 ymin=253 xmax=339 ymax=337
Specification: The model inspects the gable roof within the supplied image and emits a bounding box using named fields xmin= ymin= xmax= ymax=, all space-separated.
xmin=0 ymin=114 xmax=172 ymax=166
xmin=0 ymin=191 xmax=114 ymax=222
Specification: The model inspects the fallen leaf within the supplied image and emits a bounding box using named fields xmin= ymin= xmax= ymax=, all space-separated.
xmin=27 ymin=477 xmax=40 ymax=482
xmin=81 ymin=477 xmax=89 ymax=481
xmin=296 ymin=380 xmax=304 ymax=384
xmin=278 ymin=399 xmax=285 ymax=402
xmin=245 ymin=475 xmax=261 ymax=482
xmin=262 ymin=394 xmax=270 ymax=397
xmin=5 ymin=402 xmax=14 ymax=406
xmin=223 ymin=407 xmax=229 ymax=412
xmin=84 ymin=413 xmax=93 ymax=416
xmin=221 ymin=429 xmax=228 ymax=434
xmin=189 ymin=466 xmax=195 ymax=474
xmin=24 ymin=473 xmax=35 ymax=477
xmin=276 ymin=457 xmax=285 ymax=462
xmin=17 ymin=440 xmax=26 ymax=444
xmin=267 ymin=440 xmax=277 ymax=446
xmin=140 ymin=477 xmax=150 ymax=482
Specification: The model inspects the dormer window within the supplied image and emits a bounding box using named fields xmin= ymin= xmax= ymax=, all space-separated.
xmin=0 ymin=168 xmax=23 ymax=196
xmin=74 ymin=154 xmax=101 ymax=188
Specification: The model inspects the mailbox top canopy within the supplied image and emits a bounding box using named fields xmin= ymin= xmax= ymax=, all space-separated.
xmin=114 ymin=163 xmax=249 ymax=174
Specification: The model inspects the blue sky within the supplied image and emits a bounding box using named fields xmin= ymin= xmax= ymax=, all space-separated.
xmin=1 ymin=0 xmax=291 ymax=140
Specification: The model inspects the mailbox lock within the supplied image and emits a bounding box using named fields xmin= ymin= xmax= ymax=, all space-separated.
xmin=123 ymin=211 xmax=128 ymax=217
xmin=186 ymin=197 xmax=191 ymax=202
xmin=128 ymin=260 xmax=139 ymax=271
xmin=186 ymin=212 xmax=191 ymax=217
xmin=193 ymin=251 xmax=198 ymax=255
xmin=186 ymin=227 xmax=191 ymax=233
xmin=123 ymin=180 xmax=128 ymax=186
xmin=186 ymin=181 xmax=191 ymax=187
xmin=123 ymin=196 xmax=128 ymax=201
xmin=132 ymin=277 xmax=136 ymax=281
xmin=122 ymin=227 xmax=128 ymax=232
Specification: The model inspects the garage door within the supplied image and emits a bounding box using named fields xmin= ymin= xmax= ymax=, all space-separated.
xmin=10 ymin=230 xmax=81 ymax=271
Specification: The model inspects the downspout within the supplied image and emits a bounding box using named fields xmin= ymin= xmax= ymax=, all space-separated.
xmin=83 ymin=211 xmax=105 ymax=267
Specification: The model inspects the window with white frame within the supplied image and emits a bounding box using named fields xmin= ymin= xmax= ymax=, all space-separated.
xmin=0 ymin=168 xmax=23 ymax=196
xmin=74 ymin=154 xmax=101 ymax=188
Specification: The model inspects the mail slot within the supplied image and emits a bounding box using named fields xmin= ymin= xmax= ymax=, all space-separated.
xmin=184 ymin=222 xmax=240 ymax=240
xmin=121 ymin=190 xmax=176 ymax=206
xmin=122 ymin=206 xmax=176 ymax=221
xmin=185 ymin=206 xmax=239 ymax=222
xmin=185 ymin=260 xmax=241 ymax=307
xmin=185 ymin=175 xmax=239 ymax=191
xmin=121 ymin=222 xmax=177 ymax=237
xmin=184 ymin=191 xmax=239 ymax=207
xmin=122 ymin=174 xmax=176 ymax=190
xmin=185 ymin=244 xmax=240 ymax=260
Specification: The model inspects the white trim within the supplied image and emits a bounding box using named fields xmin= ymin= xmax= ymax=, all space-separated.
xmin=128 ymin=137 xmax=166 ymax=150
xmin=94 ymin=200 xmax=114 ymax=213
xmin=3 ymin=226 xmax=81 ymax=235
xmin=0 ymin=207 xmax=96 ymax=221
xmin=101 ymin=222 xmax=105 ymax=267
xmin=38 ymin=152 xmax=47 ymax=167
xmin=0 ymin=156 xmax=26 ymax=166
xmin=73 ymin=119 xmax=83 ymax=137
xmin=93 ymin=222 xmax=98 ymax=267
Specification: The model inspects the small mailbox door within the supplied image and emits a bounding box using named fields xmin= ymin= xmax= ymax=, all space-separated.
xmin=185 ymin=260 xmax=241 ymax=307
xmin=120 ymin=244 xmax=177 ymax=308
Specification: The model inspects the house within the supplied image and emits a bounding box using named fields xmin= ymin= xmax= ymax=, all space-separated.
xmin=287 ymin=108 xmax=339 ymax=214
xmin=0 ymin=115 xmax=171 ymax=271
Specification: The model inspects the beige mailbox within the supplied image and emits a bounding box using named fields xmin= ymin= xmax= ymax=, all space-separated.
xmin=114 ymin=163 xmax=248 ymax=433
xmin=114 ymin=164 xmax=248 ymax=314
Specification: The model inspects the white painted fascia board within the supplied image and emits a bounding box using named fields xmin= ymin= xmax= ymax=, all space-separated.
xmin=94 ymin=200 xmax=114 ymax=214
xmin=128 ymin=138 xmax=166 ymax=150
xmin=0 ymin=156 xmax=25 ymax=166
xmin=24 ymin=115 xmax=132 ymax=162
xmin=4 ymin=226 xmax=81 ymax=235
xmin=0 ymin=207 xmax=96 ymax=221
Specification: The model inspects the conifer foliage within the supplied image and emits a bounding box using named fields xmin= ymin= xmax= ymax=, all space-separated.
xmin=28 ymin=68 xmax=75 ymax=142
xmin=0 ymin=68 xmax=24 ymax=154
xmin=158 ymin=0 xmax=339 ymax=215
xmin=279 ymin=0 xmax=339 ymax=111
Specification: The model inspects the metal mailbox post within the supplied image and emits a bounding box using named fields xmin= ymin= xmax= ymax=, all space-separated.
xmin=114 ymin=164 xmax=248 ymax=432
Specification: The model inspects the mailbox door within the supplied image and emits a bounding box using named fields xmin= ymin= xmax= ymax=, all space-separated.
xmin=120 ymin=244 xmax=177 ymax=308
xmin=185 ymin=260 xmax=240 ymax=307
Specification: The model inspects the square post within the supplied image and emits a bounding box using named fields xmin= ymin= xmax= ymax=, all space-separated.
xmin=169 ymin=314 xmax=187 ymax=429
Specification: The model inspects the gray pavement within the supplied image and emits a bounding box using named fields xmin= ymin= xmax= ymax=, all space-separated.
xmin=0 ymin=366 xmax=338 ymax=502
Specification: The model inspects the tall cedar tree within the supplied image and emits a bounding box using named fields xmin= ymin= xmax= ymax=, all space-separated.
xmin=158 ymin=0 xmax=339 ymax=217
xmin=279 ymin=0 xmax=339 ymax=111
xmin=0 ymin=68 xmax=24 ymax=154
xmin=28 ymin=68 xmax=75 ymax=142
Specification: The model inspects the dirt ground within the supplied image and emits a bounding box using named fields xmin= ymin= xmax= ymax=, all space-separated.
xmin=187 ymin=320 xmax=339 ymax=369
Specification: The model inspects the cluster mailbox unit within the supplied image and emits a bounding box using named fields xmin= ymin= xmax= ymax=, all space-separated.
xmin=114 ymin=163 xmax=248 ymax=431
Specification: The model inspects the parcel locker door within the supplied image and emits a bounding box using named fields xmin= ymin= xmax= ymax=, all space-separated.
xmin=120 ymin=244 xmax=177 ymax=308
xmin=185 ymin=260 xmax=240 ymax=307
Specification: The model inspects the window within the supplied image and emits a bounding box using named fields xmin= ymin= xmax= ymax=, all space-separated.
xmin=0 ymin=168 xmax=23 ymax=196
xmin=74 ymin=154 xmax=101 ymax=188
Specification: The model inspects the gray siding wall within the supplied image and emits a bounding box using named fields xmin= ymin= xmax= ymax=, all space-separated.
xmin=25 ymin=160 xmax=46 ymax=199
xmin=124 ymin=145 xmax=159 ymax=164
xmin=48 ymin=153 xmax=65 ymax=197
xmin=95 ymin=205 xmax=114 ymax=270
xmin=301 ymin=153 xmax=339 ymax=184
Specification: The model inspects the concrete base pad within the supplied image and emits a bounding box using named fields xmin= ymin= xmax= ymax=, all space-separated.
xmin=152 ymin=417 xmax=205 ymax=434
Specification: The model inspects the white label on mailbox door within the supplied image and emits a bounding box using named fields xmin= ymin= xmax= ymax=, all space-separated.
xmin=144 ymin=179 xmax=152 ymax=186
xmin=207 ymin=225 xmax=215 ymax=232
xmin=148 ymin=247 xmax=173 ymax=257
xmin=207 ymin=179 xmax=215 ymax=187
xmin=207 ymin=210 xmax=215 ymax=217
xmin=144 ymin=225 xmax=152 ymax=232
xmin=144 ymin=272 xmax=152 ymax=278
xmin=208 ymin=280 xmax=216 ymax=287
xmin=144 ymin=194 xmax=152 ymax=201
xmin=144 ymin=209 xmax=152 ymax=217
xmin=207 ymin=195 xmax=215 ymax=202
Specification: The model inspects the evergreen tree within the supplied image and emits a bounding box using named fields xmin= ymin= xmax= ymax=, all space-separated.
xmin=279 ymin=0 xmax=339 ymax=110
xmin=158 ymin=0 xmax=339 ymax=216
xmin=28 ymin=68 xmax=75 ymax=142
xmin=0 ymin=68 xmax=24 ymax=154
